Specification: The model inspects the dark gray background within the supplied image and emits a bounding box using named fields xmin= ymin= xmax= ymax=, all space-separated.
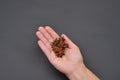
xmin=0 ymin=0 xmax=120 ymax=80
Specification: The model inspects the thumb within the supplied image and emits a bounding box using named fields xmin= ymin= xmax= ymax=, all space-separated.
xmin=61 ymin=34 xmax=76 ymax=48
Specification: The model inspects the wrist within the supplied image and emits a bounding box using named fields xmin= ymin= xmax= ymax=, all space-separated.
xmin=67 ymin=63 xmax=100 ymax=80
xmin=67 ymin=63 xmax=87 ymax=80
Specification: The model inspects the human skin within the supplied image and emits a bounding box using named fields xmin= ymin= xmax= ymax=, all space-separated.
xmin=36 ymin=26 xmax=100 ymax=80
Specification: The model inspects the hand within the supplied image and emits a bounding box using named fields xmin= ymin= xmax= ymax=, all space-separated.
xmin=36 ymin=26 xmax=84 ymax=76
xmin=36 ymin=26 xmax=100 ymax=80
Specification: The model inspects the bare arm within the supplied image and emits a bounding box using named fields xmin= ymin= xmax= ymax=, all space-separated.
xmin=36 ymin=26 xmax=100 ymax=80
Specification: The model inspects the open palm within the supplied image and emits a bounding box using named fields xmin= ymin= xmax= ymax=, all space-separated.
xmin=36 ymin=26 xmax=84 ymax=76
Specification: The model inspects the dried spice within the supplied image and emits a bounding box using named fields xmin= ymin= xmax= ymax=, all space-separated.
xmin=51 ymin=36 xmax=69 ymax=58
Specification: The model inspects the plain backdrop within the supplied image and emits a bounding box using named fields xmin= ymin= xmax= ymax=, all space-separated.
xmin=0 ymin=0 xmax=120 ymax=80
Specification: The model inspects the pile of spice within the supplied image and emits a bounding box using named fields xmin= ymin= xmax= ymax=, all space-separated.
xmin=51 ymin=36 xmax=69 ymax=58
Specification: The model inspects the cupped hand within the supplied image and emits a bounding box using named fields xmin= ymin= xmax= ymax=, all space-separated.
xmin=36 ymin=26 xmax=84 ymax=76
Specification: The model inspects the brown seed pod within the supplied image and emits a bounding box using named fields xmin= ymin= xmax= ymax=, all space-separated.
xmin=51 ymin=36 xmax=69 ymax=58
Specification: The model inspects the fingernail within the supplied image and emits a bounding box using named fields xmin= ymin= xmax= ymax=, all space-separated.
xmin=37 ymin=31 xmax=40 ymax=34
xmin=61 ymin=34 xmax=65 ymax=36
xmin=39 ymin=26 xmax=44 ymax=30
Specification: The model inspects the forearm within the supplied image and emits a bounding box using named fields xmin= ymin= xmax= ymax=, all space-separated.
xmin=67 ymin=63 xmax=100 ymax=80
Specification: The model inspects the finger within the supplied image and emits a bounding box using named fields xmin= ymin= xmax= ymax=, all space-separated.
xmin=38 ymin=40 xmax=50 ymax=57
xmin=61 ymin=34 xmax=76 ymax=48
xmin=36 ymin=31 xmax=51 ymax=51
xmin=38 ymin=40 xmax=57 ymax=63
xmin=45 ymin=26 xmax=59 ymax=39
xmin=39 ymin=27 xmax=53 ymax=43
